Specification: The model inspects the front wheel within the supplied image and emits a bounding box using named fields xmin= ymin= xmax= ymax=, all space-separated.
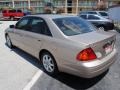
xmin=41 ymin=52 xmax=59 ymax=76
xmin=98 ymin=26 xmax=105 ymax=31
xmin=6 ymin=35 xmax=13 ymax=48
xmin=10 ymin=17 xmax=14 ymax=21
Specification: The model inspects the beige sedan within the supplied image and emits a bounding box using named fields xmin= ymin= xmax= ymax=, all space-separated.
xmin=5 ymin=15 xmax=117 ymax=78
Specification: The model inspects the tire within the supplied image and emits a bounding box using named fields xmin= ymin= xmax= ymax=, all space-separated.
xmin=98 ymin=26 xmax=105 ymax=31
xmin=10 ymin=17 xmax=14 ymax=21
xmin=6 ymin=35 xmax=13 ymax=48
xmin=41 ymin=52 xmax=59 ymax=76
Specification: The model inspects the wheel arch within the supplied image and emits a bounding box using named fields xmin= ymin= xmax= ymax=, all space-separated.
xmin=39 ymin=49 xmax=55 ymax=62
xmin=39 ymin=49 xmax=59 ymax=70
xmin=5 ymin=33 xmax=8 ymax=39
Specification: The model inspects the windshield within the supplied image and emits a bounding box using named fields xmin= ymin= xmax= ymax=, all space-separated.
xmin=53 ymin=17 xmax=96 ymax=36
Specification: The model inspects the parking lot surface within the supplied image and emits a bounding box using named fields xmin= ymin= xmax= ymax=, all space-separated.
xmin=0 ymin=21 xmax=39 ymax=90
xmin=0 ymin=21 xmax=120 ymax=90
xmin=31 ymin=30 xmax=120 ymax=90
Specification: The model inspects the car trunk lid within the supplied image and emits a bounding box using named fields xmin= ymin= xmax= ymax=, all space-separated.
xmin=68 ymin=31 xmax=116 ymax=59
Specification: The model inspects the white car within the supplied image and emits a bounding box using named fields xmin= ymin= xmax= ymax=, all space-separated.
xmin=79 ymin=11 xmax=109 ymax=19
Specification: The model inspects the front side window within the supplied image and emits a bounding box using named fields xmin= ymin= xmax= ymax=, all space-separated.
xmin=2 ymin=10 xmax=6 ymax=13
xmin=15 ymin=18 xmax=29 ymax=30
xmin=17 ymin=10 xmax=22 ymax=13
xmin=88 ymin=15 xmax=100 ymax=20
xmin=9 ymin=10 xmax=16 ymax=13
xmin=53 ymin=17 xmax=96 ymax=36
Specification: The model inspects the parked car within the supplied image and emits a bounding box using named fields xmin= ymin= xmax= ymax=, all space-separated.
xmin=79 ymin=14 xmax=114 ymax=31
xmin=5 ymin=15 xmax=117 ymax=78
xmin=79 ymin=11 xmax=109 ymax=19
xmin=2 ymin=9 xmax=24 ymax=20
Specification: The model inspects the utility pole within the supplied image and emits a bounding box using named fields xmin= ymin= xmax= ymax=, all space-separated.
xmin=12 ymin=0 xmax=14 ymax=8
xmin=28 ymin=0 xmax=31 ymax=9
xmin=65 ymin=0 xmax=67 ymax=14
xmin=76 ymin=0 xmax=78 ymax=14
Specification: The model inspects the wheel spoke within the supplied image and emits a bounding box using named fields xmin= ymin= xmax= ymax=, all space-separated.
xmin=7 ymin=36 xmax=11 ymax=47
xmin=49 ymin=63 xmax=54 ymax=67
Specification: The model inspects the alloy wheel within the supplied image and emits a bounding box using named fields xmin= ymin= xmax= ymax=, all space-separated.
xmin=42 ymin=54 xmax=55 ymax=73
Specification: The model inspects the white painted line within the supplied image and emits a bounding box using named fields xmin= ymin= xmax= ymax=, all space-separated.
xmin=23 ymin=70 xmax=43 ymax=90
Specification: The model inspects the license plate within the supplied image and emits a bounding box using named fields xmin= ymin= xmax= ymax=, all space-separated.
xmin=104 ymin=45 xmax=112 ymax=54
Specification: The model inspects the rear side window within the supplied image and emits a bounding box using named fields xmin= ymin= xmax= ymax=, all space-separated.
xmin=30 ymin=17 xmax=52 ymax=36
xmin=80 ymin=15 xmax=87 ymax=19
xmin=88 ymin=15 xmax=100 ymax=20
xmin=53 ymin=17 xmax=96 ymax=36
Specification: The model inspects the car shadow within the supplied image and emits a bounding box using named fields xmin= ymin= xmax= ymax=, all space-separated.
xmin=6 ymin=44 xmax=108 ymax=90
xmin=5 ymin=43 xmax=42 ymax=69
xmin=52 ymin=70 xmax=108 ymax=90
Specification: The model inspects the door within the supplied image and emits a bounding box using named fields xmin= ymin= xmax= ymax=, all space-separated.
xmin=9 ymin=17 xmax=30 ymax=49
xmin=20 ymin=17 xmax=52 ymax=57
xmin=87 ymin=15 xmax=101 ymax=26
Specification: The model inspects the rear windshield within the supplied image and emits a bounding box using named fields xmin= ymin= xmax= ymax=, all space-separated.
xmin=53 ymin=17 xmax=96 ymax=36
xmin=99 ymin=12 xmax=108 ymax=16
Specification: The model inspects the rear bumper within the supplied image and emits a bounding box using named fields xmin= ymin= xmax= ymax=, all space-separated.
xmin=62 ymin=49 xmax=117 ymax=78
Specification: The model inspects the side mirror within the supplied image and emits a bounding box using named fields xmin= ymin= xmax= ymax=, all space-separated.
xmin=9 ymin=25 xmax=15 ymax=28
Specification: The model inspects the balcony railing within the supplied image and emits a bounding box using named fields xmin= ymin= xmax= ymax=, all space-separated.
xmin=53 ymin=3 xmax=77 ymax=7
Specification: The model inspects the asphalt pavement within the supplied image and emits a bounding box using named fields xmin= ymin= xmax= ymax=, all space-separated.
xmin=0 ymin=21 xmax=39 ymax=90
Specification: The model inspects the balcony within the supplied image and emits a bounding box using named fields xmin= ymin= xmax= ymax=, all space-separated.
xmin=53 ymin=3 xmax=77 ymax=7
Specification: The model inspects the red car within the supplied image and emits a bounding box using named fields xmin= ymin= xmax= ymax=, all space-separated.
xmin=2 ymin=9 xmax=24 ymax=20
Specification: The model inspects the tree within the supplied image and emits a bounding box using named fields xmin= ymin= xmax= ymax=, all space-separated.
xmin=96 ymin=0 xmax=107 ymax=10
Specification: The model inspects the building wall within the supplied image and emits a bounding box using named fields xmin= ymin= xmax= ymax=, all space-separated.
xmin=0 ymin=0 xmax=119 ymax=14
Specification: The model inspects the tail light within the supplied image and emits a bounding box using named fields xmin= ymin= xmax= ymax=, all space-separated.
xmin=76 ymin=48 xmax=97 ymax=61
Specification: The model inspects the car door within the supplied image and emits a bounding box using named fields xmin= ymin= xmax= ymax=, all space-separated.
xmin=87 ymin=15 xmax=101 ymax=26
xmin=87 ymin=15 xmax=100 ymax=22
xmin=20 ymin=17 xmax=52 ymax=57
xmin=9 ymin=17 xmax=30 ymax=49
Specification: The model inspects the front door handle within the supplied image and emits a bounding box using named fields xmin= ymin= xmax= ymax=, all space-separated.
xmin=38 ymin=40 xmax=41 ymax=42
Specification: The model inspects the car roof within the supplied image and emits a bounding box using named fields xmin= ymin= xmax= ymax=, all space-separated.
xmin=81 ymin=11 xmax=106 ymax=12
xmin=27 ymin=14 xmax=76 ymax=19
xmin=80 ymin=14 xmax=100 ymax=16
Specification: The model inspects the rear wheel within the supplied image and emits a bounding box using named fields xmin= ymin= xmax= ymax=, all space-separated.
xmin=41 ymin=52 xmax=59 ymax=76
